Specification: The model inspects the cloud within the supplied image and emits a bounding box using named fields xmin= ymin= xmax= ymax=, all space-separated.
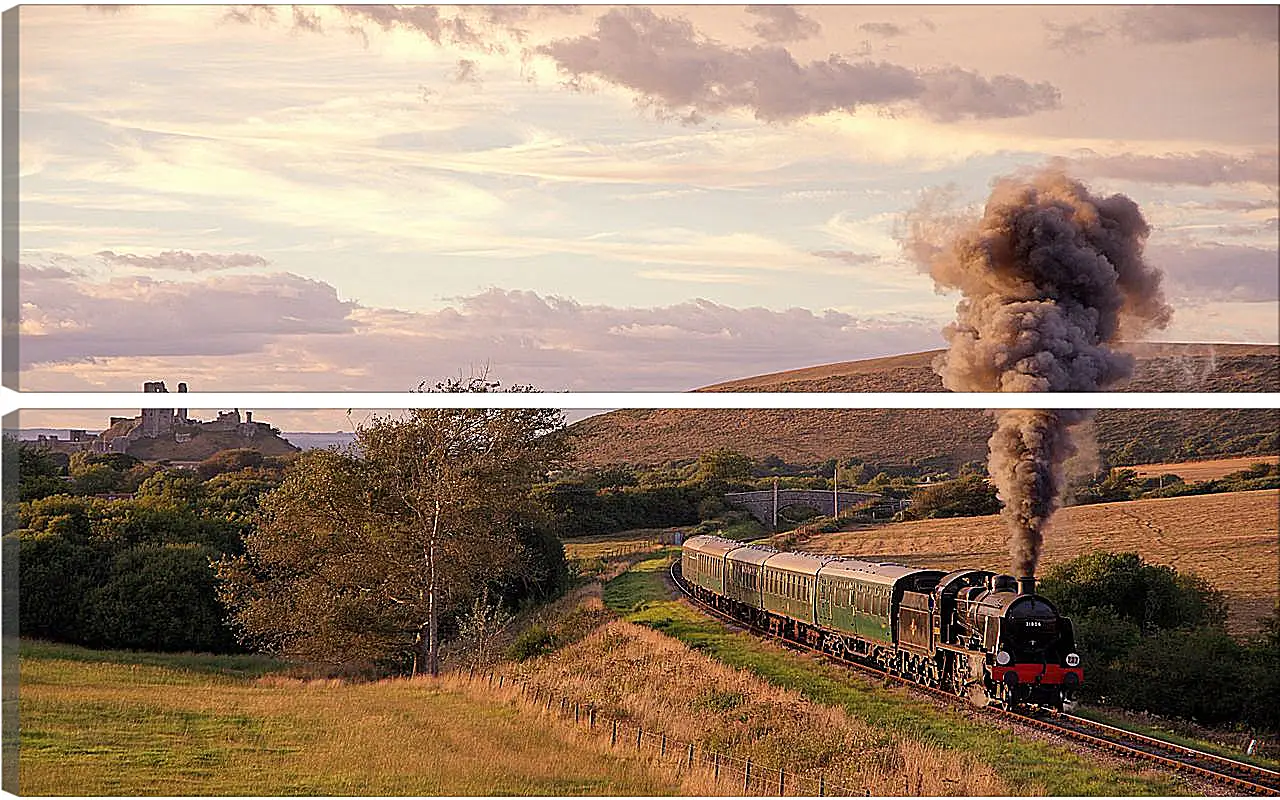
xmin=810 ymin=249 xmax=879 ymax=266
xmin=858 ymin=22 xmax=908 ymax=38
xmin=1120 ymin=6 xmax=1279 ymax=45
xmin=20 ymin=270 xmax=357 ymax=364
xmin=95 ymin=250 xmax=269 ymax=272
xmin=1062 ymin=150 xmax=1280 ymax=187
xmin=745 ymin=6 xmax=821 ymax=43
xmin=1213 ymin=218 xmax=1279 ymax=238
xmin=1043 ymin=18 xmax=1108 ymax=53
xmin=1151 ymin=242 xmax=1280 ymax=302
xmin=540 ymin=8 xmax=1060 ymax=123
xmin=19 ymin=271 xmax=944 ymax=391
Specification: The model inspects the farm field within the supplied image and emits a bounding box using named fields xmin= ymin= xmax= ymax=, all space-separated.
xmin=1127 ymin=455 xmax=1280 ymax=483
xmin=17 ymin=641 xmax=686 ymax=796
xmin=793 ymin=490 xmax=1279 ymax=636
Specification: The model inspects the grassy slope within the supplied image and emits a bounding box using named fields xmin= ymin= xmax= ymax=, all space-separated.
xmin=604 ymin=553 xmax=1182 ymax=797
xmin=18 ymin=641 xmax=684 ymax=796
xmin=566 ymin=345 xmax=1279 ymax=470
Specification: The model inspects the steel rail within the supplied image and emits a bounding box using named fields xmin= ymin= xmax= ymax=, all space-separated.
xmin=667 ymin=558 xmax=1280 ymax=796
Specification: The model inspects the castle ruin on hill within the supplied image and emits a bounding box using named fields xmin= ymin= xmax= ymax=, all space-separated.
xmin=33 ymin=380 xmax=297 ymax=459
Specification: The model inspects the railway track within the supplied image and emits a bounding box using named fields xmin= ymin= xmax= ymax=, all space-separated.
xmin=667 ymin=558 xmax=1280 ymax=796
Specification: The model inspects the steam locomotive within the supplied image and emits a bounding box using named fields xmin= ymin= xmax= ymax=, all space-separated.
xmin=680 ymin=535 xmax=1083 ymax=708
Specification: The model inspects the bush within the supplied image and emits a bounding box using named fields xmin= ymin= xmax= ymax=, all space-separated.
xmin=902 ymin=476 xmax=1000 ymax=519
xmin=81 ymin=544 xmax=239 ymax=653
xmin=1037 ymin=551 xmax=1226 ymax=634
xmin=1039 ymin=551 xmax=1274 ymax=732
xmin=507 ymin=624 xmax=556 ymax=661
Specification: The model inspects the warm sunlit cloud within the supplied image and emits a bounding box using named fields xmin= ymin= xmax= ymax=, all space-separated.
xmin=13 ymin=5 xmax=1279 ymax=394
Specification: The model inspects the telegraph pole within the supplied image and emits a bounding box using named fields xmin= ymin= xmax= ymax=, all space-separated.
xmin=833 ymin=462 xmax=839 ymax=517
xmin=772 ymin=476 xmax=779 ymax=531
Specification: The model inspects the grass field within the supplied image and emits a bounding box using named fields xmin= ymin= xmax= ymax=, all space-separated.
xmin=18 ymin=640 xmax=689 ymax=796
xmin=794 ymin=489 xmax=1279 ymax=635
xmin=1127 ymin=455 xmax=1280 ymax=482
xmin=561 ymin=528 xmax=673 ymax=561
xmin=563 ymin=552 xmax=1185 ymax=796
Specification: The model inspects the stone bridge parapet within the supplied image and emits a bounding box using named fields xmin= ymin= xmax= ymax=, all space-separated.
xmin=724 ymin=489 xmax=886 ymax=529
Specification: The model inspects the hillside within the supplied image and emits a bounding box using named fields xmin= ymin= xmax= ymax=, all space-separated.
xmin=783 ymin=489 xmax=1279 ymax=636
xmin=124 ymin=427 xmax=299 ymax=461
xmin=567 ymin=343 xmax=1278 ymax=469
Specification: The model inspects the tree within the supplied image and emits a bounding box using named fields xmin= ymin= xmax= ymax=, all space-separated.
xmin=903 ymin=476 xmax=1000 ymax=519
xmin=690 ymin=449 xmax=755 ymax=488
xmin=6 ymin=438 xmax=69 ymax=502
xmin=1037 ymin=551 xmax=1226 ymax=634
xmin=197 ymin=448 xmax=265 ymax=480
xmin=218 ymin=378 xmax=565 ymax=676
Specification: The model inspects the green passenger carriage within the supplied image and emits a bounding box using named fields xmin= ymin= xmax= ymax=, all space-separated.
xmin=679 ymin=533 xmax=1084 ymax=709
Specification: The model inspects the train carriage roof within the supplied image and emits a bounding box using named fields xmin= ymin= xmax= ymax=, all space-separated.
xmin=725 ymin=544 xmax=777 ymax=566
xmin=818 ymin=558 xmax=945 ymax=590
xmin=682 ymin=535 xmax=745 ymax=559
xmin=761 ymin=551 xmax=833 ymax=576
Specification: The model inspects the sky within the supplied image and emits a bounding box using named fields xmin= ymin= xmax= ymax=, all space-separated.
xmin=12 ymin=4 xmax=1280 ymax=430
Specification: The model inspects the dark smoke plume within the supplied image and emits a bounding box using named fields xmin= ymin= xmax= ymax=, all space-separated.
xmin=904 ymin=169 xmax=1172 ymax=577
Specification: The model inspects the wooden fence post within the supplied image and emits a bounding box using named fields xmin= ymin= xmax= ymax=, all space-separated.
xmin=660 ymin=733 xmax=666 ymax=757
xmin=818 ymin=775 xmax=825 ymax=797
xmin=686 ymin=743 xmax=694 ymax=769
xmin=611 ymin=719 xmax=617 ymax=747
xmin=636 ymin=726 xmax=642 ymax=750
xmin=713 ymin=753 xmax=720 ymax=780
xmin=778 ymin=767 xmax=784 ymax=796
xmin=745 ymin=759 xmax=752 ymax=793
xmin=589 ymin=708 xmax=596 ymax=729
xmin=498 ymin=675 xmax=504 ymax=689
xmin=574 ymin=703 xmax=580 ymax=724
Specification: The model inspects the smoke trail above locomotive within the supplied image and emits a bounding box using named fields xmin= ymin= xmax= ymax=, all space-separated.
xmin=902 ymin=169 xmax=1172 ymax=579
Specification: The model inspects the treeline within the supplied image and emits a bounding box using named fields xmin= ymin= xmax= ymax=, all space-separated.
xmin=10 ymin=445 xmax=294 ymax=653
xmin=898 ymin=461 xmax=1279 ymax=521
xmin=540 ymin=449 xmax=957 ymax=537
xmin=8 ymin=416 xmax=571 ymax=667
xmin=1073 ymin=461 xmax=1279 ymax=505
xmin=1039 ymin=552 xmax=1279 ymax=733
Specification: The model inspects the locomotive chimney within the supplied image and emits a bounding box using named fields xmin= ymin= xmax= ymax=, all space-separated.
xmin=1018 ymin=576 xmax=1036 ymax=595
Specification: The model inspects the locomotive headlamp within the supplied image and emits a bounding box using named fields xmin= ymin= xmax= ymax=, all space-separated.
xmin=1065 ymin=653 xmax=1081 ymax=667
xmin=995 ymin=650 xmax=1012 ymax=666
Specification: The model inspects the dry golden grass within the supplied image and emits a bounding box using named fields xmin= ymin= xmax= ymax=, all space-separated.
xmin=797 ymin=489 xmax=1279 ymax=636
xmin=1128 ymin=455 xmax=1279 ymax=482
xmin=566 ymin=345 xmax=1277 ymax=469
xmin=562 ymin=528 xmax=673 ymax=560
xmin=506 ymin=620 xmax=1015 ymax=796
xmin=19 ymin=647 xmax=689 ymax=796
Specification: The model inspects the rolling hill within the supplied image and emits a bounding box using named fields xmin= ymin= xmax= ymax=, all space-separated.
xmin=566 ymin=343 xmax=1278 ymax=469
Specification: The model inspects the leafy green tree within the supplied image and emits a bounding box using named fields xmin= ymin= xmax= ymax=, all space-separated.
xmin=82 ymin=543 xmax=238 ymax=653
xmin=903 ymin=476 xmax=1000 ymax=519
xmin=68 ymin=451 xmax=141 ymax=496
xmin=6 ymin=438 xmax=69 ymax=502
xmin=196 ymin=448 xmax=265 ymax=480
xmin=690 ymin=448 xmax=755 ymax=491
xmin=1111 ymin=626 xmax=1249 ymax=725
xmin=136 ymin=469 xmax=205 ymax=506
xmin=16 ymin=528 xmax=106 ymax=641
xmin=218 ymin=378 xmax=565 ymax=676
xmin=1037 ymin=551 xmax=1226 ymax=634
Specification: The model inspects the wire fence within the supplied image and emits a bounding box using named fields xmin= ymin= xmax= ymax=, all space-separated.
xmin=449 ymin=665 xmax=870 ymax=797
